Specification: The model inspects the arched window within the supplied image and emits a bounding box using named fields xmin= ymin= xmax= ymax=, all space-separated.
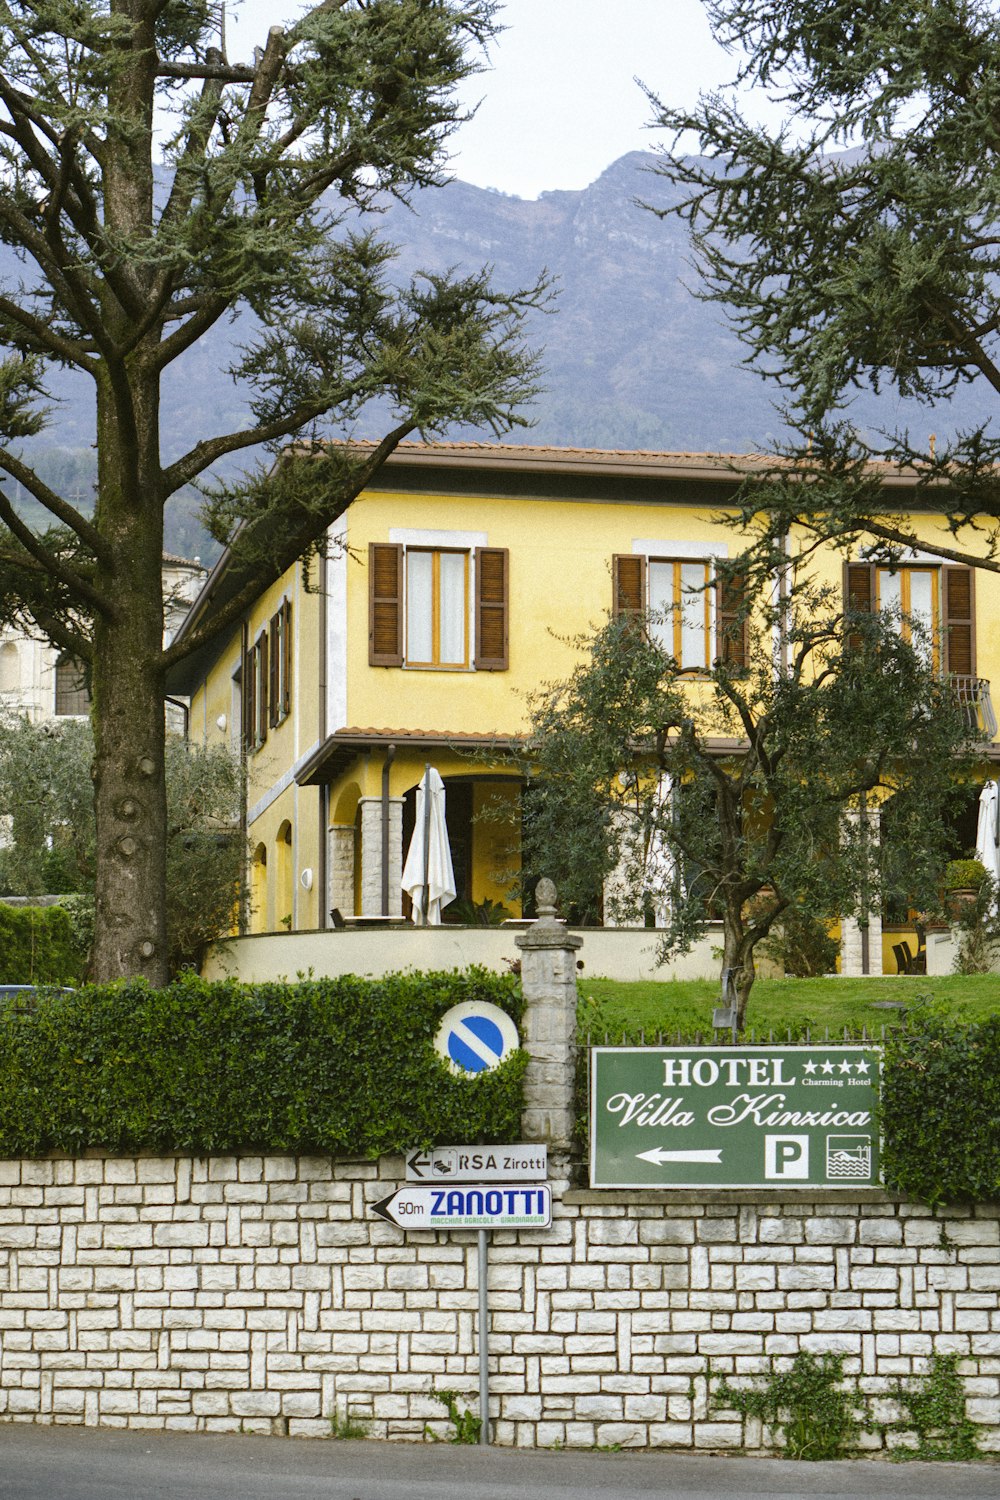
xmin=0 ymin=642 xmax=18 ymax=693
xmin=250 ymin=843 xmax=268 ymax=934
xmin=276 ymin=820 xmax=293 ymax=930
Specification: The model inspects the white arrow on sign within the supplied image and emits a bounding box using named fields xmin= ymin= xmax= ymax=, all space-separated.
xmin=636 ymin=1147 xmax=723 ymax=1166
xmin=372 ymin=1183 xmax=551 ymax=1230
xmin=405 ymin=1144 xmax=547 ymax=1183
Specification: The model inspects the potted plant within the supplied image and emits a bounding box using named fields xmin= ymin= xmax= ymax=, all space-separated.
xmin=943 ymin=858 xmax=989 ymax=919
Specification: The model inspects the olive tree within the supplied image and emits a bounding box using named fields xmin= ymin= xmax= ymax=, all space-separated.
xmin=0 ymin=713 xmax=243 ymax=973
xmin=521 ymin=584 xmax=971 ymax=1026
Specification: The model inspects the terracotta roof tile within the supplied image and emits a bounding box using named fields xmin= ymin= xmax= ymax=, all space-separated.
xmin=341 ymin=439 xmax=915 ymax=479
xmin=332 ymin=726 xmax=523 ymax=743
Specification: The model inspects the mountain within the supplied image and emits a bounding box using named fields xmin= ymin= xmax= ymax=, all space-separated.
xmin=376 ymin=151 xmax=784 ymax=453
xmin=16 ymin=151 xmax=998 ymax=558
xmin=377 ymin=150 xmax=998 ymax=453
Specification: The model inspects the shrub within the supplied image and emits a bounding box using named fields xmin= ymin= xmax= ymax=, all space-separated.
xmin=759 ymin=908 xmax=839 ymax=978
xmin=884 ymin=1353 xmax=979 ymax=1461
xmin=714 ymin=1352 xmax=862 ymax=1460
xmin=951 ymin=875 xmax=1000 ymax=975
xmin=879 ymin=1007 xmax=1000 ymax=1205
xmin=943 ymin=858 xmax=988 ymax=892
xmin=0 ymin=902 xmax=86 ymax=984
xmin=0 ymin=969 xmax=525 ymax=1157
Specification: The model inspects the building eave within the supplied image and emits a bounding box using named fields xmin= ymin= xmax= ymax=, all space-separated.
xmin=296 ymin=727 xmax=524 ymax=786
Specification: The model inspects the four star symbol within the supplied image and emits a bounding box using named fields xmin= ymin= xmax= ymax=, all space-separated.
xmin=799 ymin=1055 xmax=874 ymax=1076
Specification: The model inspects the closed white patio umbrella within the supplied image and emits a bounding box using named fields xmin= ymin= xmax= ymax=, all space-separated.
xmin=401 ymin=766 xmax=457 ymax=925
xmin=976 ymin=780 xmax=1000 ymax=905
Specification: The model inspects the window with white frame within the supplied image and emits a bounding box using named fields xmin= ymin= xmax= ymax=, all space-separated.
xmin=876 ymin=565 xmax=937 ymax=666
xmin=269 ymin=598 xmax=292 ymax=727
xmin=405 ymin=548 xmax=469 ymax=667
xmin=368 ymin=539 xmax=509 ymax=671
xmin=242 ymin=630 xmax=269 ymax=751
xmin=612 ymin=546 xmax=745 ymax=672
xmin=846 ymin=560 xmax=975 ymax=678
xmin=647 ymin=559 xmax=714 ymax=671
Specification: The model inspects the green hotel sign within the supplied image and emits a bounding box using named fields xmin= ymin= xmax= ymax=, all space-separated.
xmin=590 ymin=1046 xmax=880 ymax=1189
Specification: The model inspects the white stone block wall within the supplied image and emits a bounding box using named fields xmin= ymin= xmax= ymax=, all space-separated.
xmin=0 ymin=1151 xmax=998 ymax=1452
xmin=327 ymin=825 xmax=355 ymax=920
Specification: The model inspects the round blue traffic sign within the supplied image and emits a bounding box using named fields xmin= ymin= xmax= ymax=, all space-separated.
xmin=434 ymin=1001 xmax=520 ymax=1076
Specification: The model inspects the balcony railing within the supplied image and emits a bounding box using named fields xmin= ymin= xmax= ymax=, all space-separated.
xmin=951 ymin=675 xmax=998 ymax=738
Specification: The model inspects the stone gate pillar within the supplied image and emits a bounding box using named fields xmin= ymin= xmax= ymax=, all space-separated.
xmin=515 ymin=879 xmax=582 ymax=1151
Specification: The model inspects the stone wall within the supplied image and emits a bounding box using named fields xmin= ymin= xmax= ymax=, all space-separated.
xmin=0 ymin=1150 xmax=997 ymax=1452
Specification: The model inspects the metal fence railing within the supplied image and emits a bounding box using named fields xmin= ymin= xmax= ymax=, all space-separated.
xmin=581 ymin=1023 xmax=899 ymax=1048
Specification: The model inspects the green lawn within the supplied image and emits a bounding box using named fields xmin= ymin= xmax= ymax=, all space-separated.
xmin=577 ymin=973 xmax=1000 ymax=1040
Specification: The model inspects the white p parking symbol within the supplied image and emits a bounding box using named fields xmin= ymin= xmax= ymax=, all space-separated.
xmin=765 ymin=1135 xmax=810 ymax=1179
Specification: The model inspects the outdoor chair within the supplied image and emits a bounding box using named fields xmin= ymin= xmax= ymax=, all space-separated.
xmin=892 ymin=939 xmax=927 ymax=975
xmin=892 ymin=940 xmax=914 ymax=975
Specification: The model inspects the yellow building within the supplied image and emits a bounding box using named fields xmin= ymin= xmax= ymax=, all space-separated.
xmin=170 ymin=443 xmax=1000 ymax=975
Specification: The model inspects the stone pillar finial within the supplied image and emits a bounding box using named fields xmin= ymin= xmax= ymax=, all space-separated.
xmin=534 ymin=876 xmax=559 ymax=927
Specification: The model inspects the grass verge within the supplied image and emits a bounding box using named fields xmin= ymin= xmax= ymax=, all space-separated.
xmin=577 ymin=973 xmax=1000 ymax=1038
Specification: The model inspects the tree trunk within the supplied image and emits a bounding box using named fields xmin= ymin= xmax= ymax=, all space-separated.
xmin=721 ymin=904 xmax=757 ymax=1033
xmin=88 ymin=353 xmax=169 ymax=986
xmin=90 ymin=602 xmax=168 ymax=985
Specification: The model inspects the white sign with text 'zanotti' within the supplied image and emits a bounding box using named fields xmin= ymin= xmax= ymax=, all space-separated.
xmin=373 ymin=1183 xmax=552 ymax=1230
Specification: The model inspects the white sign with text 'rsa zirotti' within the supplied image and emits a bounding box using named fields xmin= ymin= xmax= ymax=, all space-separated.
xmin=405 ymin=1143 xmax=547 ymax=1183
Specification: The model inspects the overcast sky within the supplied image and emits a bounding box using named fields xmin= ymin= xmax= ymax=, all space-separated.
xmin=229 ymin=0 xmax=768 ymax=200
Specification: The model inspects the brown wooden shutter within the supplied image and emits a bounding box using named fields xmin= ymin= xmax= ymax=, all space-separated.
xmin=613 ymin=554 xmax=645 ymax=617
xmin=474 ymin=548 xmax=509 ymax=670
xmin=715 ymin=572 xmax=747 ymax=668
xmin=943 ymin=566 xmax=975 ymax=676
xmin=268 ymin=612 xmax=280 ymax=727
xmin=282 ymin=598 xmax=292 ymax=716
xmin=256 ymin=634 xmax=268 ymax=746
xmin=844 ymin=562 xmax=874 ymax=649
xmin=242 ymin=646 xmax=254 ymax=749
xmin=369 ymin=543 xmax=403 ymax=666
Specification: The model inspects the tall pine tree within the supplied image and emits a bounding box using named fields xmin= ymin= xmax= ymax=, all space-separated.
xmin=0 ymin=0 xmax=544 ymax=982
xmin=647 ymin=0 xmax=1000 ymax=569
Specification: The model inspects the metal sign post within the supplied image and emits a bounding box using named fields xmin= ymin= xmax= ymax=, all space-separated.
xmin=478 ymin=1229 xmax=489 ymax=1446
xmin=372 ymin=1166 xmax=552 ymax=1447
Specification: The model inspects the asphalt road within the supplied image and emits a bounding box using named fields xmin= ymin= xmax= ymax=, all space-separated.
xmin=0 ymin=1426 xmax=998 ymax=1500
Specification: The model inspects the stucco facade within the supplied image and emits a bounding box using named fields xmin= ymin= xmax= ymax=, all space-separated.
xmin=171 ymin=443 xmax=1000 ymax=971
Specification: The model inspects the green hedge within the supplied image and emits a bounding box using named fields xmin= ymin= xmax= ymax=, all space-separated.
xmin=0 ymin=902 xmax=86 ymax=985
xmin=879 ymin=1010 xmax=1000 ymax=1206
xmin=0 ymin=970 xmax=526 ymax=1157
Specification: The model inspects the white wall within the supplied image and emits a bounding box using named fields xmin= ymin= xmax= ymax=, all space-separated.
xmin=201 ymin=925 xmax=724 ymax=984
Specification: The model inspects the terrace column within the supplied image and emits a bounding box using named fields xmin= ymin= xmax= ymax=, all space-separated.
xmin=358 ymin=796 xmax=403 ymax=917
xmin=840 ymin=806 xmax=883 ymax=976
xmin=327 ymin=825 xmax=355 ymax=920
